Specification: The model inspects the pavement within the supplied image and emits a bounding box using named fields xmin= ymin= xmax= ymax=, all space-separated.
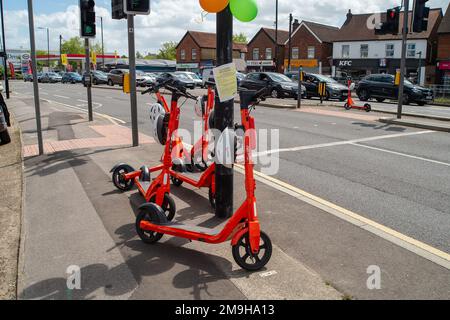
xmin=0 ymin=113 xmax=22 ymax=299
xmin=5 ymin=80 xmax=450 ymax=300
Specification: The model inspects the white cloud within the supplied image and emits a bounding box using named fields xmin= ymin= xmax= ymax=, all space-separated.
xmin=4 ymin=0 xmax=449 ymax=55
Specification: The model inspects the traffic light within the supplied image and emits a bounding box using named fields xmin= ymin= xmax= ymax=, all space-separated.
xmin=412 ymin=0 xmax=430 ymax=33
xmin=374 ymin=7 xmax=400 ymax=35
xmin=112 ymin=0 xmax=126 ymax=20
xmin=80 ymin=0 xmax=96 ymax=38
xmin=124 ymin=0 xmax=151 ymax=15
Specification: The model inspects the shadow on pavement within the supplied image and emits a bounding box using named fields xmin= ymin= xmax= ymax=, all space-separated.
xmin=351 ymin=121 xmax=406 ymax=132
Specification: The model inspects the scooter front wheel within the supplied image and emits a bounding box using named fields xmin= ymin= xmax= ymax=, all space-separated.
xmin=135 ymin=206 xmax=165 ymax=244
xmin=171 ymin=176 xmax=183 ymax=187
xmin=364 ymin=104 xmax=372 ymax=112
xmin=232 ymin=231 xmax=272 ymax=271
xmin=344 ymin=103 xmax=352 ymax=110
xmin=112 ymin=165 xmax=135 ymax=191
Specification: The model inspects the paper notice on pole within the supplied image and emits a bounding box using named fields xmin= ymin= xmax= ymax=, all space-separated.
xmin=213 ymin=63 xmax=238 ymax=102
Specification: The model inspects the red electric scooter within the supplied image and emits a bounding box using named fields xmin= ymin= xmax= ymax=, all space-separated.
xmin=344 ymin=79 xmax=371 ymax=112
xmin=135 ymin=88 xmax=273 ymax=271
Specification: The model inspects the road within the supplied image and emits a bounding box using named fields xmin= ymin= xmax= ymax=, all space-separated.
xmin=12 ymin=81 xmax=450 ymax=253
xmin=9 ymin=81 xmax=450 ymax=299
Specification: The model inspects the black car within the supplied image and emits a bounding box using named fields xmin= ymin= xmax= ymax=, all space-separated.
xmin=301 ymin=73 xmax=348 ymax=101
xmin=156 ymin=72 xmax=196 ymax=90
xmin=83 ymin=71 xmax=108 ymax=86
xmin=62 ymin=72 xmax=82 ymax=84
xmin=239 ymin=72 xmax=303 ymax=99
xmin=356 ymin=74 xmax=434 ymax=106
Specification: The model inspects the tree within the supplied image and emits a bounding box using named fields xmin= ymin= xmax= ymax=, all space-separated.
xmin=61 ymin=36 xmax=104 ymax=54
xmin=233 ymin=33 xmax=248 ymax=44
xmin=156 ymin=41 xmax=177 ymax=60
xmin=136 ymin=51 xmax=144 ymax=59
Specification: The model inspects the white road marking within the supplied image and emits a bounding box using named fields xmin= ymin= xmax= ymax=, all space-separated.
xmin=234 ymin=165 xmax=450 ymax=270
xmin=255 ymin=130 xmax=433 ymax=158
xmin=351 ymin=143 xmax=450 ymax=167
xmin=259 ymin=270 xmax=278 ymax=278
xmin=53 ymin=95 xmax=70 ymax=99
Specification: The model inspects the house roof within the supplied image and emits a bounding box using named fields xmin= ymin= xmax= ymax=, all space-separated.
xmin=261 ymin=28 xmax=290 ymax=45
xmin=288 ymin=20 xmax=340 ymax=44
xmin=334 ymin=8 xmax=442 ymax=42
xmin=438 ymin=4 xmax=450 ymax=33
xmin=176 ymin=31 xmax=247 ymax=52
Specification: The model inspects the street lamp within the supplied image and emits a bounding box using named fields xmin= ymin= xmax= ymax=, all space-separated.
xmin=37 ymin=27 xmax=50 ymax=69
xmin=95 ymin=16 xmax=105 ymax=70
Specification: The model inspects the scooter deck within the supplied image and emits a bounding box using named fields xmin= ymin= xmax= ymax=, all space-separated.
xmin=153 ymin=221 xmax=218 ymax=236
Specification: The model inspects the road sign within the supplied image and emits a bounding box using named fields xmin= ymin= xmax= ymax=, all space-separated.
xmin=61 ymin=54 xmax=68 ymax=66
xmin=91 ymin=51 xmax=97 ymax=65
xmin=123 ymin=0 xmax=151 ymax=15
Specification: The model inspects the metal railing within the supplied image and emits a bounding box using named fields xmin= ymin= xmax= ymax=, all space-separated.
xmin=428 ymin=85 xmax=450 ymax=105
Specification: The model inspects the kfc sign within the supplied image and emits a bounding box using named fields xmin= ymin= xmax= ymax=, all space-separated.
xmin=339 ymin=60 xmax=353 ymax=67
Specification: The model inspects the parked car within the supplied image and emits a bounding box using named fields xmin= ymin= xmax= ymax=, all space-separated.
xmin=236 ymin=72 xmax=246 ymax=87
xmin=303 ymin=73 xmax=348 ymax=101
xmin=23 ymin=74 xmax=33 ymax=82
xmin=40 ymin=72 xmax=62 ymax=83
xmin=239 ymin=72 xmax=305 ymax=99
xmin=157 ymin=72 xmax=196 ymax=90
xmin=144 ymin=72 xmax=158 ymax=87
xmin=91 ymin=71 xmax=108 ymax=85
xmin=175 ymin=71 xmax=203 ymax=87
xmin=356 ymin=74 xmax=434 ymax=106
xmin=135 ymin=70 xmax=153 ymax=87
xmin=37 ymin=73 xmax=43 ymax=83
xmin=62 ymin=72 xmax=82 ymax=84
xmin=107 ymin=69 xmax=128 ymax=86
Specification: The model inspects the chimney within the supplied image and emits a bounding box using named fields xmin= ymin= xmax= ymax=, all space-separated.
xmin=293 ymin=19 xmax=300 ymax=32
xmin=344 ymin=9 xmax=353 ymax=25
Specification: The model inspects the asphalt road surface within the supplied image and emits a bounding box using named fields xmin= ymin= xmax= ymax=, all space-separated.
xmin=11 ymin=81 xmax=450 ymax=255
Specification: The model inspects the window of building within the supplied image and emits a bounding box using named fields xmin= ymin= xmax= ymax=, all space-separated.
xmin=342 ymin=45 xmax=350 ymax=58
xmin=253 ymin=48 xmax=260 ymax=60
xmin=307 ymin=46 xmax=315 ymax=59
xmin=407 ymin=43 xmax=416 ymax=57
xmin=265 ymin=48 xmax=272 ymax=60
xmin=292 ymin=47 xmax=299 ymax=59
xmin=191 ymin=49 xmax=197 ymax=60
xmin=386 ymin=44 xmax=395 ymax=57
xmin=180 ymin=49 xmax=186 ymax=60
xmin=360 ymin=44 xmax=369 ymax=58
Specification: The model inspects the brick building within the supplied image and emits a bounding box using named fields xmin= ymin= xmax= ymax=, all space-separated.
xmin=246 ymin=28 xmax=289 ymax=73
xmin=332 ymin=9 xmax=443 ymax=85
xmin=284 ymin=20 xmax=340 ymax=74
xmin=437 ymin=4 xmax=450 ymax=85
xmin=175 ymin=31 xmax=247 ymax=73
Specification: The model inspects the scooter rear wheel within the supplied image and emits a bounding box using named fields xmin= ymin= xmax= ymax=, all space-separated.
xmin=150 ymin=194 xmax=176 ymax=221
xmin=232 ymin=231 xmax=272 ymax=271
xmin=171 ymin=176 xmax=183 ymax=187
xmin=135 ymin=206 xmax=164 ymax=244
xmin=112 ymin=165 xmax=135 ymax=191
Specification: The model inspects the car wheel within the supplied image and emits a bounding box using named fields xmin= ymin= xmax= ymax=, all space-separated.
xmin=108 ymin=79 xmax=114 ymax=86
xmin=93 ymin=79 xmax=98 ymax=85
xmin=271 ymin=89 xmax=279 ymax=99
xmin=376 ymin=98 xmax=385 ymax=103
xmin=417 ymin=102 xmax=426 ymax=106
xmin=358 ymin=89 xmax=370 ymax=101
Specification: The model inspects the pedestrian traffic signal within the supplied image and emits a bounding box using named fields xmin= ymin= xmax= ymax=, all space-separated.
xmin=412 ymin=0 xmax=430 ymax=33
xmin=112 ymin=0 xmax=126 ymax=20
xmin=124 ymin=0 xmax=151 ymax=15
xmin=80 ymin=0 xmax=96 ymax=38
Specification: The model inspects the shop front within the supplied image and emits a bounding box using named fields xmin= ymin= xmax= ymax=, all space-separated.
xmin=437 ymin=61 xmax=450 ymax=85
xmin=284 ymin=59 xmax=319 ymax=73
xmin=246 ymin=60 xmax=275 ymax=73
xmin=333 ymin=58 xmax=426 ymax=82
xmin=176 ymin=62 xmax=200 ymax=74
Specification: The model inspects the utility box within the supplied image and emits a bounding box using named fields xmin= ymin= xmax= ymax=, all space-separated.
xmin=123 ymin=73 xmax=130 ymax=94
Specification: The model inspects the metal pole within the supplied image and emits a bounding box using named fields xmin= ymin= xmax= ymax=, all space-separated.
xmin=214 ymin=6 xmax=233 ymax=219
xmin=0 ymin=0 xmax=9 ymax=99
xmin=127 ymin=14 xmax=138 ymax=147
xmin=288 ymin=13 xmax=293 ymax=73
xmin=47 ymin=28 xmax=50 ymax=69
xmin=417 ymin=51 xmax=422 ymax=85
xmin=85 ymin=38 xmax=93 ymax=121
xmin=59 ymin=34 xmax=62 ymax=69
xmin=397 ymin=0 xmax=409 ymax=119
xmin=297 ymin=66 xmax=302 ymax=109
xmin=274 ymin=0 xmax=278 ymax=72
xmin=101 ymin=17 xmax=105 ymax=70
xmin=27 ymin=0 xmax=43 ymax=155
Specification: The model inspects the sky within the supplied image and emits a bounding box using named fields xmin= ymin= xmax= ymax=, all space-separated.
xmin=3 ymin=0 xmax=450 ymax=56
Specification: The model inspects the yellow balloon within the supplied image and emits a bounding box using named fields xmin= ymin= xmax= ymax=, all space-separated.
xmin=199 ymin=0 xmax=229 ymax=13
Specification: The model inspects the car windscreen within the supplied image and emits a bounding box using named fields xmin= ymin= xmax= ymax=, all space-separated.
xmin=314 ymin=74 xmax=338 ymax=84
xmin=268 ymin=73 xmax=292 ymax=83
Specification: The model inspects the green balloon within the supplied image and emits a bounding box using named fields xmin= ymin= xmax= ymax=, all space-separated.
xmin=230 ymin=0 xmax=258 ymax=23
